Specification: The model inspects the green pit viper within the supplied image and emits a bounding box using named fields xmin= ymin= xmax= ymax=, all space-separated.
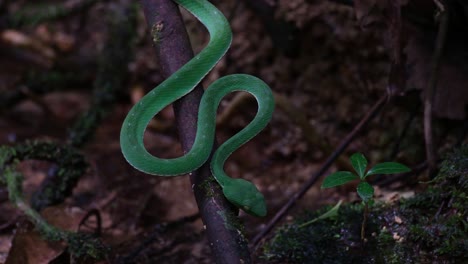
xmin=120 ymin=0 xmax=274 ymax=217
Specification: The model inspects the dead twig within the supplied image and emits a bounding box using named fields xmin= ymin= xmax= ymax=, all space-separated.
xmin=77 ymin=209 xmax=102 ymax=237
xmin=389 ymin=100 xmax=420 ymax=160
xmin=424 ymin=1 xmax=449 ymax=178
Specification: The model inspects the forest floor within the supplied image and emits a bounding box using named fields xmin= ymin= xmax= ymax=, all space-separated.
xmin=0 ymin=0 xmax=466 ymax=263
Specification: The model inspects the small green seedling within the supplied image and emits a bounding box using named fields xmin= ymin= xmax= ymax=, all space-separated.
xmin=321 ymin=153 xmax=410 ymax=240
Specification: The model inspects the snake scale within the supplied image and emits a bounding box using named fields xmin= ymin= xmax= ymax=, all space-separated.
xmin=120 ymin=0 xmax=274 ymax=217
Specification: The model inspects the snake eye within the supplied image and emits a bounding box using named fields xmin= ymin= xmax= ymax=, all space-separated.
xmin=244 ymin=206 xmax=250 ymax=211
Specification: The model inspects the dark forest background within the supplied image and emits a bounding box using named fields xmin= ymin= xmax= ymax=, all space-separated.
xmin=0 ymin=0 xmax=467 ymax=263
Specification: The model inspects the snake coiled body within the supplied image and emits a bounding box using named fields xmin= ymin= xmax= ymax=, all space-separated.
xmin=120 ymin=0 xmax=274 ymax=217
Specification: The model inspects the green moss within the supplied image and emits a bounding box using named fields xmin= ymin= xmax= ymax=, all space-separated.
xmin=263 ymin=204 xmax=379 ymax=263
xmin=3 ymin=164 xmax=23 ymax=202
xmin=0 ymin=146 xmax=15 ymax=185
xmin=1 ymin=142 xmax=108 ymax=260
xmin=63 ymin=232 xmax=109 ymax=259
xmin=216 ymin=208 xmax=246 ymax=235
xmin=199 ymin=177 xmax=217 ymax=197
xmin=1 ymin=141 xmax=87 ymax=209
xmin=262 ymin=145 xmax=468 ymax=263
xmin=396 ymin=146 xmax=468 ymax=260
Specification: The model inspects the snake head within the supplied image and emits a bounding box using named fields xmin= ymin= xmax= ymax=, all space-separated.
xmin=222 ymin=178 xmax=267 ymax=217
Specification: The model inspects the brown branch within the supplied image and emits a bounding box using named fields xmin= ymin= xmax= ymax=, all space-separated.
xmin=140 ymin=1 xmax=250 ymax=263
xmin=424 ymin=2 xmax=449 ymax=177
xmin=251 ymin=94 xmax=388 ymax=250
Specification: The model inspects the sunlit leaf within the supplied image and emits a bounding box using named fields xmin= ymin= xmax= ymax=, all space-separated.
xmin=365 ymin=162 xmax=411 ymax=177
xmin=321 ymin=171 xmax=358 ymax=188
xmin=350 ymin=153 xmax=367 ymax=179
xmin=357 ymin=182 xmax=374 ymax=202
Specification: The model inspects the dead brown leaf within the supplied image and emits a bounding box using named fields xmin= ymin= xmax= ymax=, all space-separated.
xmin=5 ymin=220 xmax=66 ymax=264
xmin=5 ymin=205 xmax=89 ymax=264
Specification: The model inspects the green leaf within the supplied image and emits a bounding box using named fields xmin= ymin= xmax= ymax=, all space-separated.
xmin=321 ymin=171 xmax=358 ymax=188
xmin=356 ymin=182 xmax=374 ymax=201
xmin=299 ymin=200 xmax=342 ymax=228
xmin=365 ymin=162 xmax=411 ymax=177
xmin=350 ymin=153 xmax=367 ymax=179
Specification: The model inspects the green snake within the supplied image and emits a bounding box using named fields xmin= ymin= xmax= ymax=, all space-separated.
xmin=120 ymin=0 xmax=274 ymax=217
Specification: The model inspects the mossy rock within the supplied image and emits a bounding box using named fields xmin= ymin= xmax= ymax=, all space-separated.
xmin=262 ymin=146 xmax=468 ymax=263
